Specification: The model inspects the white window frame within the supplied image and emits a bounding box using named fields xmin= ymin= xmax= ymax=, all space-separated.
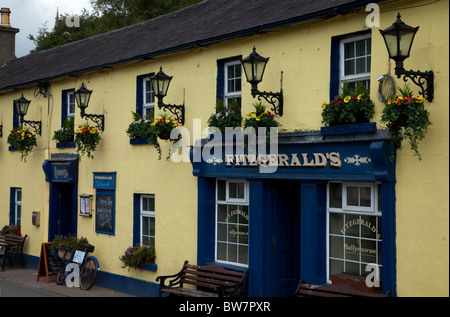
xmin=326 ymin=181 xmax=382 ymax=282
xmin=15 ymin=188 xmax=22 ymax=225
xmin=215 ymin=179 xmax=249 ymax=267
xmin=224 ymin=60 xmax=242 ymax=108
xmin=140 ymin=194 xmax=155 ymax=246
xmin=339 ymin=33 xmax=371 ymax=91
xmin=67 ymin=91 xmax=75 ymax=120
xmin=143 ymin=77 xmax=155 ymax=119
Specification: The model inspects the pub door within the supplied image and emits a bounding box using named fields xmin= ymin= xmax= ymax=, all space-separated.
xmin=271 ymin=180 xmax=301 ymax=297
xmin=49 ymin=183 xmax=77 ymax=241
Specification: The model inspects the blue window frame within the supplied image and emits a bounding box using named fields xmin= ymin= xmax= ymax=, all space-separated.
xmin=10 ymin=187 xmax=22 ymax=225
xmin=216 ymin=56 xmax=242 ymax=107
xmin=136 ymin=73 xmax=155 ymax=119
xmin=61 ymin=89 xmax=75 ymax=126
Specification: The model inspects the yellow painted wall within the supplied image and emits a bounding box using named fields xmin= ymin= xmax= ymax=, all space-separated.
xmin=0 ymin=0 xmax=447 ymax=296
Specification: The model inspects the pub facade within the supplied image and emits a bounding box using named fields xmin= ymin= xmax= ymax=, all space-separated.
xmin=0 ymin=0 xmax=448 ymax=297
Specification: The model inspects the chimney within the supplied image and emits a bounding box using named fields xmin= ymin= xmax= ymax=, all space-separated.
xmin=0 ymin=8 xmax=20 ymax=64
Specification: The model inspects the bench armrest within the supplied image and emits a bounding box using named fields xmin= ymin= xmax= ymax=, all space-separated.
xmin=216 ymin=270 xmax=249 ymax=297
xmin=155 ymin=260 xmax=188 ymax=288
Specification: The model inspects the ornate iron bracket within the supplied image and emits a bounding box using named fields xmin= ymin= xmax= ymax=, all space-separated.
xmin=250 ymin=71 xmax=284 ymax=116
xmin=23 ymin=120 xmax=42 ymax=135
xmin=81 ymin=111 xmax=105 ymax=131
xmin=397 ymin=68 xmax=434 ymax=102
xmin=158 ymin=102 xmax=185 ymax=125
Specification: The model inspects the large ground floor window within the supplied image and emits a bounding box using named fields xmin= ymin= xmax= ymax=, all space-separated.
xmin=216 ymin=179 xmax=249 ymax=266
xmin=327 ymin=182 xmax=382 ymax=281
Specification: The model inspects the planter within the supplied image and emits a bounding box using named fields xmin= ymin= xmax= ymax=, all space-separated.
xmin=321 ymin=122 xmax=377 ymax=136
xmin=158 ymin=132 xmax=171 ymax=140
xmin=130 ymin=138 xmax=152 ymax=145
xmin=58 ymin=249 xmax=73 ymax=261
xmin=56 ymin=141 xmax=76 ymax=148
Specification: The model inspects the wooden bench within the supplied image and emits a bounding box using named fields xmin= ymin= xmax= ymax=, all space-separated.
xmin=0 ymin=233 xmax=28 ymax=271
xmin=293 ymin=279 xmax=391 ymax=297
xmin=156 ymin=260 xmax=248 ymax=297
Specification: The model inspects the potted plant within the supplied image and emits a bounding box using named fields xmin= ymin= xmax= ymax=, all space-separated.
xmin=52 ymin=235 xmax=90 ymax=260
xmin=7 ymin=126 xmax=38 ymax=162
xmin=126 ymin=111 xmax=156 ymax=143
xmin=207 ymin=98 xmax=242 ymax=134
xmin=150 ymin=113 xmax=181 ymax=160
xmin=243 ymin=101 xmax=280 ymax=142
xmin=381 ymin=84 xmax=430 ymax=160
xmin=1 ymin=224 xmax=22 ymax=236
xmin=119 ymin=244 xmax=156 ymax=271
xmin=74 ymin=122 xmax=101 ymax=159
xmin=52 ymin=117 xmax=75 ymax=145
xmin=321 ymin=82 xmax=375 ymax=134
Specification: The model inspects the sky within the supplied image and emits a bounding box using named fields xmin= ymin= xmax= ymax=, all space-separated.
xmin=1 ymin=0 xmax=93 ymax=57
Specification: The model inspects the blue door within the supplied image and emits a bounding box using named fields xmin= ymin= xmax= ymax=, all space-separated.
xmin=272 ymin=180 xmax=301 ymax=296
xmin=49 ymin=183 xmax=77 ymax=241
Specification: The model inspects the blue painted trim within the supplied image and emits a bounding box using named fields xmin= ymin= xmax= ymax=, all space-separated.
xmin=132 ymin=194 xmax=140 ymax=247
xmin=321 ymin=122 xmax=376 ymax=136
xmin=9 ymin=188 xmax=15 ymax=224
xmin=8 ymin=146 xmax=17 ymax=151
xmin=56 ymin=141 xmax=75 ymax=148
xmin=139 ymin=262 xmax=157 ymax=271
xmin=129 ymin=138 xmax=156 ymax=145
xmin=136 ymin=75 xmax=144 ymax=117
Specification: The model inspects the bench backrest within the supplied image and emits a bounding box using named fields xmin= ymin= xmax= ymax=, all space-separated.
xmin=0 ymin=234 xmax=27 ymax=251
xmin=180 ymin=263 xmax=247 ymax=291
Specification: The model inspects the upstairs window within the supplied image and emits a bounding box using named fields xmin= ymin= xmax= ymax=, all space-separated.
xmin=224 ymin=60 xmax=242 ymax=107
xmin=339 ymin=34 xmax=371 ymax=92
xmin=143 ymin=77 xmax=155 ymax=119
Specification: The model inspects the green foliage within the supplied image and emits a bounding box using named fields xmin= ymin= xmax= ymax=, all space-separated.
xmin=7 ymin=126 xmax=38 ymax=162
xmin=126 ymin=111 xmax=155 ymax=140
xmin=52 ymin=234 xmax=89 ymax=251
xmin=52 ymin=117 xmax=75 ymax=143
xmin=207 ymin=99 xmax=242 ymax=133
xmin=1 ymin=224 xmax=22 ymax=236
xmin=321 ymin=82 xmax=375 ymax=126
xmin=28 ymin=0 xmax=203 ymax=53
xmin=243 ymin=102 xmax=280 ymax=144
xmin=381 ymin=84 xmax=431 ymax=160
xmin=74 ymin=123 xmax=101 ymax=159
xmin=119 ymin=244 xmax=156 ymax=271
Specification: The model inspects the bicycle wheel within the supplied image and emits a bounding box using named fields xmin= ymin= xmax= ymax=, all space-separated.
xmin=56 ymin=266 xmax=66 ymax=285
xmin=79 ymin=257 xmax=98 ymax=290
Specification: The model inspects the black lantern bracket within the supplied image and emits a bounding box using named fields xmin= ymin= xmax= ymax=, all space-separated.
xmin=157 ymin=101 xmax=185 ymax=125
xmin=74 ymin=83 xmax=105 ymax=131
xmin=80 ymin=110 xmax=105 ymax=131
xmin=380 ymin=13 xmax=434 ymax=102
xmin=241 ymin=47 xmax=284 ymax=116
xmin=396 ymin=68 xmax=434 ymax=102
xmin=22 ymin=119 xmax=42 ymax=135
xmin=250 ymin=72 xmax=284 ymax=117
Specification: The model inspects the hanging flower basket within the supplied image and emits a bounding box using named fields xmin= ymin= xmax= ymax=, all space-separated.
xmin=207 ymin=98 xmax=242 ymax=134
xmin=150 ymin=114 xmax=182 ymax=160
xmin=381 ymin=84 xmax=431 ymax=160
xmin=75 ymin=123 xmax=101 ymax=159
xmin=243 ymin=101 xmax=280 ymax=143
xmin=7 ymin=126 xmax=37 ymax=162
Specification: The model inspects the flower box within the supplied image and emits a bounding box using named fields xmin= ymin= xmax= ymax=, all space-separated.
xmin=320 ymin=122 xmax=377 ymax=136
xmin=130 ymin=138 xmax=153 ymax=145
xmin=56 ymin=141 xmax=76 ymax=148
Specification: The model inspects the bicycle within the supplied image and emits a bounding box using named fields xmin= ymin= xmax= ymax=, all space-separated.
xmin=55 ymin=244 xmax=100 ymax=290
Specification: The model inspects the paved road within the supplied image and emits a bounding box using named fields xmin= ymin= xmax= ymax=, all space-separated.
xmin=0 ymin=278 xmax=63 ymax=297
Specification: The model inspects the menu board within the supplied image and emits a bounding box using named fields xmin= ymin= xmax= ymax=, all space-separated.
xmin=95 ymin=193 xmax=114 ymax=234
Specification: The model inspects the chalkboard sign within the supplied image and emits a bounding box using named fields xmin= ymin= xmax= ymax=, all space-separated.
xmin=96 ymin=193 xmax=115 ymax=234
xmin=37 ymin=242 xmax=63 ymax=283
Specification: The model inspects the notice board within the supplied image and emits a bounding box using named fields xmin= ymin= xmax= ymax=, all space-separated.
xmin=37 ymin=242 xmax=63 ymax=283
xmin=95 ymin=192 xmax=115 ymax=234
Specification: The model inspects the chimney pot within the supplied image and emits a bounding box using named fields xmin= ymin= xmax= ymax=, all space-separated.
xmin=1 ymin=7 xmax=11 ymax=26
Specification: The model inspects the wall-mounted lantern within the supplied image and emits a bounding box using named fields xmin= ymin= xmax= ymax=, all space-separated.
xmin=379 ymin=13 xmax=434 ymax=102
xmin=241 ymin=47 xmax=284 ymax=116
xmin=151 ymin=67 xmax=185 ymax=125
xmin=14 ymin=94 xmax=42 ymax=135
xmin=74 ymin=82 xmax=105 ymax=130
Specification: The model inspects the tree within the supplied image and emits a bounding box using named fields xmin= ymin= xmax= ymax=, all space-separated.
xmin=28 ymin=0 xmax=202 ymax=53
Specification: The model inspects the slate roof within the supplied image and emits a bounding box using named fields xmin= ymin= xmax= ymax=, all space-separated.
xmin=0 ymin=0 xmax=373 ymax=93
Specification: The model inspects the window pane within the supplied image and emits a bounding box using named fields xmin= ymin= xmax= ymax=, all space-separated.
xmin=329 ymin=183 xmax=342 ymax=208
xmin=345 ymin=60 xmax=354 ymax=75
xmin=378 ymin=184 xmax=382 ymax=211
xmin=356 ymin=39 xmax=366 ymax=56
xmin=217 ymin=242 xmax=227 ymax=261
xmin=347 ymin=186 xmax=359 ymax=206
xmin=330 ymin=213 xmax=343 ymax=235
xmin=344 ymin=42 xmax=354 ymax=58
xmin=229 ymin=182 xmax=244 ymax=199
xmin=217 ymin=223 xmax=227 ymax=241
xmin=360 ymin=187 xmax=371 ymax=207
xmin=217 ymin=204 xmax=227 ymax=222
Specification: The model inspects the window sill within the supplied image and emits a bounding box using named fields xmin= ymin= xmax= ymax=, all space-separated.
xmin=139 ymin=262 xmax=157 ymax=271
xmin=129 ymin=138 xmax=155 ymax=145
xmin=320 ymin=122 xmax=377 ymax=136
xmin=56 ymin=141 xmax=75 ymax=148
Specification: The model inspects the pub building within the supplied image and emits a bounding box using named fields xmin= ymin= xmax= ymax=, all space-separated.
xmin=191 ymin=128 xmax=395 ymax=296
xmin=0 ymin=0 xmax=448 ymax=297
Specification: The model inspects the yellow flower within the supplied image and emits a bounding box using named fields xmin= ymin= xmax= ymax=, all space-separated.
xmin=416 ymin=96 xmax=426 ymax=103
xmin=255 ymin=116 xmax=260 ymax=121
xmin=251 ymin=113 xmax=256 ymax=118
xmin=165 ymin=119 xmax=170 ymax=123
xmin=357 ymin=93 xmax=364 ymax=101
xmin=321 ymin=101 xmax=327 ymax=108
xmin=344 ymin=96 xmax=351 ymax=103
